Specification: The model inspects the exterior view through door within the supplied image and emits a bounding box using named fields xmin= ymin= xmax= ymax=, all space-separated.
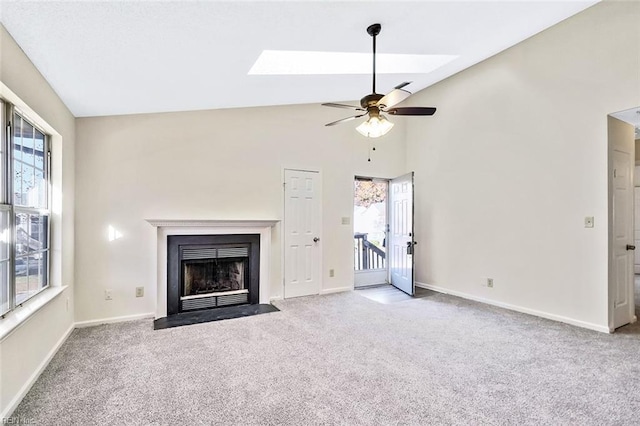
xmin=284 ymin=169 xmax=322 ymax=299
xmin=354 ymin=177 xmax=388 ymax=288
xmin=353 ymin=173 xmax=415 ymax=295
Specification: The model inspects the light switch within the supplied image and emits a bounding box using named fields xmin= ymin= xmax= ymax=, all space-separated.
xmin=341 ymin=217 xmax=350 ymax=225
xmin=584 ymin=216 xmax=594 ymax=228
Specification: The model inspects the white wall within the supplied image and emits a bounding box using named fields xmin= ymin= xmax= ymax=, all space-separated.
xmin=0 ymin=25 xmax=75 ymax=416
xmin=405 ymin=0 xmax=640 ymax=331
xmin=74 ymin=105 xmax=406 ymax=322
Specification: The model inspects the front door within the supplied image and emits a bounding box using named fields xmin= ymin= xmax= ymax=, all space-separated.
xmin=609 ymin=116 xmax=635 ymax=329
xmin=284 ymin=169 xmax=322 ymax=298
xmin=389 ymin=172 xmax=415 ymax=295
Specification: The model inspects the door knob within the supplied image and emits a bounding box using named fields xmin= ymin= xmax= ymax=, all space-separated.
xmin=313 ymin=237 xmax=320 ymax=243
xmin=627 ymin=244 xmax=636 ymax=251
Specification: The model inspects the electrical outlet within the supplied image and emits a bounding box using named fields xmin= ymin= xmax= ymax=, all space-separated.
xmin=66 ymin=297 xmax=69 ymax=312
xmin=135 ymin=287 xmax=144 ymax=297
xmin=341 ymin=217 xmax=350 ymax=225
xmin=105 ymin=289 xmax=113 ymax=300
xmin=329 ymin=269 xmax=335 ymax=278
xmin=487 ymin=278 xmax=494 ymax=288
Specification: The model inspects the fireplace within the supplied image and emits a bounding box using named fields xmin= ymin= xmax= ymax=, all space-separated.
xmin=167 ymin=234 xmax=260 ymax=315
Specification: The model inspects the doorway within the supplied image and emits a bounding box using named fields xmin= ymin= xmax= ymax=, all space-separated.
xmin=608 ymin=107 xmax=640 ymax=330
xmin=633 ymin=111 xmax=640 ymax=325
xmin=283 ymin=168 xmax=322 ymax=298
xmin=353 ymin=173 xmax=416 ymax=295
xmin=353 ymin=176 xmax=388 ymax=288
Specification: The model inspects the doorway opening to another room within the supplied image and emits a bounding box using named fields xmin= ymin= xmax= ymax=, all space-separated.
xmin=353 ymin=177 xmax=388 ymax=288
xmin=608 ymin=107 xmax=640 ymax=331
xmin=631 ymin=109 xmax=640 ymax=327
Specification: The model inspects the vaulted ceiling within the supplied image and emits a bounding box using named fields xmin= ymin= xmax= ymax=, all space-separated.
xmin=0 ymin=1 xmax=598 ymax=117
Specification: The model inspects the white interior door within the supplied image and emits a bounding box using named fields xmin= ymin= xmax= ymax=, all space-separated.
xmin=610 ymin=116 xmax=635 ymax=329
xmin=284 ymin=169 xmax=321 ymax=298
xmin=634 ymin=178 xmax=640 ymax=274
xmin=389 ymin=172 xmax=414 ymax=295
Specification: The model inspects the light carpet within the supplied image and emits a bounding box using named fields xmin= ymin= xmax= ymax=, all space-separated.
xmin=12 ymin=290 xmax=640 ymax=425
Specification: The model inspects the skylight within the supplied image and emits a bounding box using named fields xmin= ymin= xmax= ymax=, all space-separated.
xmin=248 ymin=50 xmax=459 ymax=75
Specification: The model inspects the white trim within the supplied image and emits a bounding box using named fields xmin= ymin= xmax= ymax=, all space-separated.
xmin=74 ymin=312 xmax=155 ymax=328
xmin=146 ymin=219 xmax=279 ymax=228
xmin=415 ymin=282 xmax=611 ymax=334
xmin=0 ymin=286 xmax=68 ymax=342
xmin=269 ymin=295 xmax=283 ymax=302
xmin=320 ymin=286 xmax=352 ymax=295
xmin=354 ymin=269 xmax=388 ymax=288
xmin=1 ymin=323 xmax=74 ymax=419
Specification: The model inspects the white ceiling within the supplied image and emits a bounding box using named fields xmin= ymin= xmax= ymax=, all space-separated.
xmin=0 ymin=0 xmax=598 ymax=118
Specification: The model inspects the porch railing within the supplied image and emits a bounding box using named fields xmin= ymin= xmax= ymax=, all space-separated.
xmin=354 ymin=233 xmax=386 ymax=271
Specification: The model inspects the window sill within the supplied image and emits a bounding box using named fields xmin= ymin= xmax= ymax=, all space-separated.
xmin=0 ymin=285 xmax=68 ymax=342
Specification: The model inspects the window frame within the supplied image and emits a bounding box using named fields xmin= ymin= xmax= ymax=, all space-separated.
xmin=0 ymin=99 xmax=52 ymax=317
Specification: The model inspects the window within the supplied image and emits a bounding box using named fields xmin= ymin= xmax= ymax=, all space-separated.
xmin=0 ymin=100 xmax=50 ymax=316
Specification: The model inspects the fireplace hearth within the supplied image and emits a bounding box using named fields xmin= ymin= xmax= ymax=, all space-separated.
xmin=167 ymin=234 xmax=260 ymax=315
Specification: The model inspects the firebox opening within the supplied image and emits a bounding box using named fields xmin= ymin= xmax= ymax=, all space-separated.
xmin=167 ymin=234 xmax=260 ymax=315
xmin=183 ymin=258 xmax=247 ymax=296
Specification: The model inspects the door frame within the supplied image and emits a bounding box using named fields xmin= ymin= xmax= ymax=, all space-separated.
xmin=353 ymin=175 xmax=390 ymax=288
xmin=281 ymin=167 xmax=323 ymax=299
xmin=607 ymin=115 xmax=637 ymax=331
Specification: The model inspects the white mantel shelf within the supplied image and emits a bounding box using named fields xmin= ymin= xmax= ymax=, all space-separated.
xmin=146 ymin=219 xmax=280 ymax=227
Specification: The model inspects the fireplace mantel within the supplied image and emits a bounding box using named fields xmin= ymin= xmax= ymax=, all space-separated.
xmin=147 ymin=219 xmax=279 ymax=319
xmin=146 ymin=219 xmax=279 ymax=228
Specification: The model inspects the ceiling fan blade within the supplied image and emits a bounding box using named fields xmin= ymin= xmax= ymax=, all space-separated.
xmin=386 ymin=107 xmax=437 ymax=116
xmin=377 ymin=89 xmax=411 ymax=109
xmin=394 ymin=81 xmax=412 ymax=90
xmin=322 ymin=103 xmax=365 ymax=111
xmin=325 ymin=114 xmax=367 ymax=127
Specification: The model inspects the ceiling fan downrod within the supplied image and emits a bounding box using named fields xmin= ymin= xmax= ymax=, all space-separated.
xmin=367 ymin=23 xmax=381 ymax=94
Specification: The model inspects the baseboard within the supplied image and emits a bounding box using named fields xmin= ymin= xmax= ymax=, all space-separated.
xmin=320 ymin=286 xmax=352 ymax=295
xmin=74 ymin=312 xmax=155 ymax=328
xmin=1 ymin=323 xmax=74 ymax=419
xmin=416 ymin=282 xmax=610 ymax=334
xmin=269 ymin=296 xmax=283 ymax=302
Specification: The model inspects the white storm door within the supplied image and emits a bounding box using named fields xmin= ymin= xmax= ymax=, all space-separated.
xmin=612 ymin=150 xmax=634 ymax=328
xmin=389 ymin=172 xmax=414 ymax=295
xmin=284 ymin=169 xmax=322 ymax=298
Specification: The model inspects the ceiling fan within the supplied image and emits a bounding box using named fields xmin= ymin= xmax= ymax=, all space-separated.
xmin=322 ymin=23 xmax=436 ymax=138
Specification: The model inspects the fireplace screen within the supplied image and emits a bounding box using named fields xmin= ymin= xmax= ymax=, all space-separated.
xmin=167 ymin=235 xmax=260 ymax=315
xmin=179 ymin=245 xmax=250 ymax=311
xmin=183 ymin=259 xmax=246 ymax=296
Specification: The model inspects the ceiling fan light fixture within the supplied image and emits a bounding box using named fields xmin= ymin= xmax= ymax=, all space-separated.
xmin=356 ymin=115 xmax=394 ymax=138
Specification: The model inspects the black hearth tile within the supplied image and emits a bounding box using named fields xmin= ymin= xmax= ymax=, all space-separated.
xmin=153 ymin=304 xmax=279 ymax=330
